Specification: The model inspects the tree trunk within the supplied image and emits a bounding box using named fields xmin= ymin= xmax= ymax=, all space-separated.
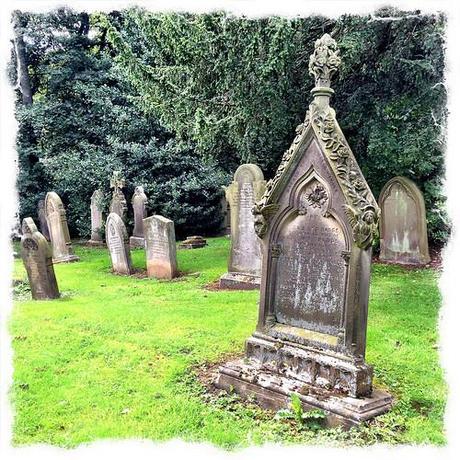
xmin=12 ymin=11 xmax=32 ymax=105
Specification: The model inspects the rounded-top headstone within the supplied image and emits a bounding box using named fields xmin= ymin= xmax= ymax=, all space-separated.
xmin=378 ymin=176 xmax=430 ymax=265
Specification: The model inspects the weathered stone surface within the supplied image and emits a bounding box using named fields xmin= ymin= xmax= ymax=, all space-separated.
xmin=130 ymin=186 xmax=148 ymax=248
xmin=37 ymin=199 xmax=50 ymax=241
xmin=144 ymin=215 xmax=178 ymax=279
xmin=87 ymin=189 xmax=104 ymax=246
xmin=21 ymin=217 xmax=59 ymax=300
xmin=219 ymin=164 xmax=266 ymax=290
xmin=379 ymin=176 xmax=430 ymax=265
xmin=179 ymin=235 xmax=207 ymax=249
xmin=45 ymin=192 xmax=79 ymax=263
xmin=109 ymin=171 xmax=127 ymax=222
xmin=106 ymin=212 xmax=133 ymax=275
xmin=215 ymin=34 xmax=392 ymax=425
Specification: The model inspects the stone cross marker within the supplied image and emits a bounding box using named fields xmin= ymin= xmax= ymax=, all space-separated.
xmin=130 ymin=186 xmax=148 ymax=248
xmin=37 ymin=199 xmax=50 ymax=241
xmin=144 ymin=215 xmax=178 ymax=279
xmin=106 ymin=212 xmax=133 ymax=275
xmin=216 ymin=34 xmax=392 ymax=425
xmin=109 ymin=171 xmax=128 ymax=222
xmin=88 ymin=189 xmax=104 ymax=246
xmin=379 ymin=176 xmax=430 ymax=265
xmin=45 ymin=192 xmax=79 ymax=263
xmin=219 ymin=164 xmax=266 ymax=289
xmin=21 ymin=217 xmax=60 ymax=300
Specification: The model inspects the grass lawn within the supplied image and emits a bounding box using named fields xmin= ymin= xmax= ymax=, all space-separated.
xmin=9 ymin=236 xmax=446 ymax=448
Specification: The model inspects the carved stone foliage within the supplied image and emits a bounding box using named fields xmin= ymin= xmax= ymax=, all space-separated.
xmin=308 ymin=33 xmax=341 ymax=88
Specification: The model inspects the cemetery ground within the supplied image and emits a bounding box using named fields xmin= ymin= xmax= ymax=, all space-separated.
xmin=10 ymin=237 xmax=446 ymax=448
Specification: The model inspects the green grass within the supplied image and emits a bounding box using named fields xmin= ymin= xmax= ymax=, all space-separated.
xmin=10 ymin=237 xmax=446 ymax=448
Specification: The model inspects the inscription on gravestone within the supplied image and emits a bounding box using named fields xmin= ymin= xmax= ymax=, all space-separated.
xmin=106 ymin=212 xmax=133 ymax=275
xmin=216 ymin=34 xmax=392 ymax=425
xmin=219 ymin=164 xmax=266 ymax=289
xmin=45 ymin=191 xmax=79 ymax=263
xmin=21 ymin=217 xmax=60 ymax=300
xmin=144 ymin=215 xmax=178 ymax=280
xmin=130 ymin=186 xmax=148 ymax=248
xmin=379 ymin=176 xmax=430 ymax=265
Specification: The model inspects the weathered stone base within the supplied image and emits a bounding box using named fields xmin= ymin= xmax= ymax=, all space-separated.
xmin=219 ymin=272 xmax=261 ymax=290
xmin=87 ymin=239 xmax=105 ymax=247
xmin=52 ymin=254 xmax=80 ymax=264
xmin=129 ymin=236 xmax=145 ymax=248
xmin=215 ymin=359 xmax=392 ymax=427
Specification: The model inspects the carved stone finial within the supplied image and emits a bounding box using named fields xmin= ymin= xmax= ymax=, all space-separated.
xmin=110 ymin=171 xmax=125 ymax=194
xmin=309 ymin=33 xmax=341 ymax=89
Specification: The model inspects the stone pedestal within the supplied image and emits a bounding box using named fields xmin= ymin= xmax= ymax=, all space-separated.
xmin=179 ymin=235 xmax=207 ymax=249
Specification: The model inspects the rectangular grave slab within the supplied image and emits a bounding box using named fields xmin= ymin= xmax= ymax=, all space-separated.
xmin=215 ymin=34 xmax=392 ymax=426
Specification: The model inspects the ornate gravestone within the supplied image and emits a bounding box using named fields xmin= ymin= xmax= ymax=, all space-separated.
xmin=21 ymin=217 xmax=59 ymax=300
xmin=379 ymin=177 xmax=430 ymax=265
xmin=37 ymin=199 xmax=50 ymax=241
xmin=45 ymin=192 xmax=79 ymax=263
xmin=87 ymin=189 xmax=104 ymax=246
xmin=179 ymin=236 xmax=208 ymax=249
xmin=220 ymin=164 xmax=266 ymax=289
xmin=106 ymin=212 xmax=133 ymax=275
xmin=130 ymin=186 xmax=148 ymax=248
xmin=144 ymin=215 xmax=178 ymax=279
xmin=216 ymin=34 xmax=392 ymax=425
xmin=109 ymin=171 xmax=128 ymax=222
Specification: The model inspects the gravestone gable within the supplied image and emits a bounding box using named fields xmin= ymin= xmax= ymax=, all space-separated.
xmin=37 ymin=199 xmax=50 ymax=241
xmin=379 ymin=177 xmax=430 ymax=265
xmin=216 ymin=34 xmax=392 ymax=425
xmin=130 ymin=186 xmax=148 ymax=248
xmin=219 ymin=164 xmax=266 ymax=289
xmin=109 ymin=171 xmax=128 ymax=222
xmin=88 ymin=189 xmax=104 ymax=246
xmin=45 ymin=192 xmax=79 ymax=263
xmin=144 ymin=215 xmax=178 ymax=280
xmin=106 ymin=212 xmax=133 ymax=275
xmin=21 ymin=217 xmax=60 ymax=300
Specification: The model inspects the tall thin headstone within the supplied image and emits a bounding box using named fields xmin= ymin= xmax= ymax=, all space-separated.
xmin=88 ymin=189 xmax=104 ymax=246
xmin=45 ymin=192 xmax=79 ymax=263
xmin=109 ymin=171 xmax=127 ymax=222
xmin=219 ymin=164 xmax=266 ymax=289
xmin=144 ymin=215 xmax=178 ymax=279
xmin=106 ymin=212 xmax=133 ymax=275
xmin=216 ymin=34 xmax=392 ymax=425
xmin=130 ymin=186 xmax=148 ymax=248
xmin=37 ymin=199 xmax=50 ymax=241
xmin=21 ymin=217 xmax=59 ymax=300
xmin=379 ymin=176 xmax=430 ymax=265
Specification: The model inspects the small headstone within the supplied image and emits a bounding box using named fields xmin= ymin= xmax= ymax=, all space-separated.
xmin=179 ymin=235 xmax=207 ymax=249
xmin=20 ymin=217 xmax=59 ymax=300
xmin=219 ymin=164 xmax=266 ymax=289
xmin=87 ymin=189 xmax=104 ymax=246
xmin=106 ymin=212 xmax=133 ymax=275
xmin=130 ymin=186 xmax=148 ymax=248
xmin=109 ymin=171 xmax=127 ymax=222
xmin=144 ymin=215 xmax=178 ymax=279
xmin=379 ymin=176 xmax=430 ymax=265
xmin=216 ymin=34 xmax=392 ymax=426
xmin=45 ymin=192 xmax=79 ymax=263
xmin=37 ymin=200 xmax=50 ymax=241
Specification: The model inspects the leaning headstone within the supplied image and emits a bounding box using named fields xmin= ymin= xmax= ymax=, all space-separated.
xmin=216 ymin=34 xmax=392 ymax=426
xmin=144 ymin=215 xmax=178 ymax=279
xmin=45 ymin=192 xmax=79 ymax=263
xmin=130 ymin=186 xmax=148 ymax=248
xmin=179 ymin=235 xmax=207 ymax=249
xmin=109 ymin=171 xmax=127 ymax=222
xmin=106 ymin=212 xmax=133 ymax=275
xmin=379 ymin=176 xmax=430 ymax=265
xmin=21 ymin=217 xmax=59 ymax=300
xmin=87 ymin=189 xmax=104 ymax=246
xmin=37 ymin=200 xmax=50 ymax=241
xmin=219 ymin=164 xmax=266 ymax=289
